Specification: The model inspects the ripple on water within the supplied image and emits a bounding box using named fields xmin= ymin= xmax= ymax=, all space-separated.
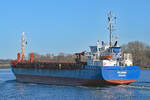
xmin=0 ymin=69 xmax=150 ymax=100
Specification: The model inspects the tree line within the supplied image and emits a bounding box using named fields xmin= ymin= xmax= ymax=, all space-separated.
xmin=29 ymin=41 xmax=150 ymax=68
xmin=122 ymin=41 xmax=150 ymax=68
xmin=30 ymin=52 xmax=88 ymax=62
xmin=0 ymin=40 xmax=147 ymax=68
xmin=30 ymin=53 xmax=76 ymax=62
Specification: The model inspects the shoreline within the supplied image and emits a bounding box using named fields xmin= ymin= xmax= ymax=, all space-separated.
xmin=0 ymin=64 xmax=10 ymax=69
xmin=141 ymin=68 xmax=150 ymax=70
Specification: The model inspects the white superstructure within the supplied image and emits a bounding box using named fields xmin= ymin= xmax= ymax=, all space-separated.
xmin=86 ymin=12 xmax=133 ymax=67
xmin=87 ymin=41 xmax=133 ymax=66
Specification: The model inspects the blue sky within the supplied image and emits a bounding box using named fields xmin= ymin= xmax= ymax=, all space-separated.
xmin=0 ymin=0 xmax=150 ymax=59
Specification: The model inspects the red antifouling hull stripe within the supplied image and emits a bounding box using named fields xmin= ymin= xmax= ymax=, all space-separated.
xmin=106 ymin=80 xmax=136 ymax=84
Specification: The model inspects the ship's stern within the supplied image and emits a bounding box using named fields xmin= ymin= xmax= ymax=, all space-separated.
xmin=101 ymin=66 xmax=140 ymax=85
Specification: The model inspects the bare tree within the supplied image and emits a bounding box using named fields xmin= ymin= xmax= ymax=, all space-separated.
xmin=122 ymin=41 xmax=150 ymax=68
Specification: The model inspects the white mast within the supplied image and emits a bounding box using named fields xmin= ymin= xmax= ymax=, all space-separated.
xmin=108 ymin=11 xmax=116 ymax=47
xmin=21 ymin=32 xmax=25 ymax=60
xmin=97 ymin=40 xmax=101 ymax=58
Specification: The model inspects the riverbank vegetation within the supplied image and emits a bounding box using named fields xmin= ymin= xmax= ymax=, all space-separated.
xmin=0 ymin=60 xmax=10 ymax=69
xmin=122 ymin=41 xmax=150 ymax=69
xmin=0 ymin=41 xmax=150 ymax=69
xmin=32 ymin=41 xmax=150 ymax=69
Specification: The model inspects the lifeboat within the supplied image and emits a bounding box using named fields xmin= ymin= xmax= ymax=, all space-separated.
xmin=100 ymin=55 xmax=113 ymax=59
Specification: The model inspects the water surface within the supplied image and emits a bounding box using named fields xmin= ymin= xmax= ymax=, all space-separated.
xmin=0 ymin=69 xmax=150 ymax=100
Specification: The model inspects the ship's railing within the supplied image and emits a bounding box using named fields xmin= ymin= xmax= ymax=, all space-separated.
xmin=11 ymin=59 xmax=87 ymax=69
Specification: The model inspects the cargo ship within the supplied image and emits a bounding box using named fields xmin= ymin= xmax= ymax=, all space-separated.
xmin=10 ymin=12 xmax=140 ymax=86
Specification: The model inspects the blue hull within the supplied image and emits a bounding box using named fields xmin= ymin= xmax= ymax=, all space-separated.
xmin=11 ymin=65 xmax=140 ymax=86
xmin=102 ymin=66 xmax=140 ymax=80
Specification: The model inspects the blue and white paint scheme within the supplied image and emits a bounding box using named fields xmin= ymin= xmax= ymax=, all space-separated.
xmin=10 ymin=11 xmax=140 ymax=86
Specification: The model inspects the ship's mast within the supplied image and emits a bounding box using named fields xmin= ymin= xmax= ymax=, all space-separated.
xmin=108 ymin=11 xmax=116 ymax=47
xmin=21 ymin=32 xmax=25 ymax=60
